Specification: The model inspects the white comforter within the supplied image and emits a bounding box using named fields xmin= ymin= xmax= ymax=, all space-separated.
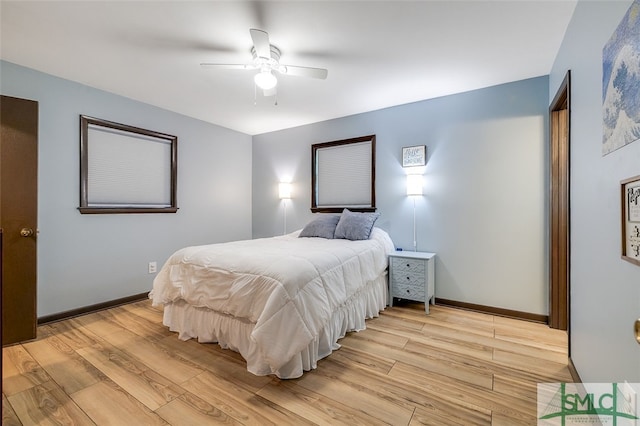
xmin=149 ymin=228 xmax=394 ymax=373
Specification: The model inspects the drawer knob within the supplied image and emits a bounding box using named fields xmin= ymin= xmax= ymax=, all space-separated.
xmin=406 ymin=276 xmax=410 ymax=280
xmin=406 ymin=263 xmax=410 ymax=267
xmin=406 ymin=289 xmax=410 ymax=293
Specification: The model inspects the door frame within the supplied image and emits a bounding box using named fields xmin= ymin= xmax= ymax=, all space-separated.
xmin=549 ymin=71 xmax=571 ymax=336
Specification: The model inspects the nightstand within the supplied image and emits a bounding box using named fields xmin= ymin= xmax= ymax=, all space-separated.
xmin=388 ymin=251 xmax=436 ymax=314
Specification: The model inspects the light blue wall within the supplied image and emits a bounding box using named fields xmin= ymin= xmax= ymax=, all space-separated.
xmin=1 ymin=60 xmax=253 ymax=317
xmin=253 ymin=76 xmax=549 ymax=315
xmin=550 ymin=0 xmax=640 ymax=382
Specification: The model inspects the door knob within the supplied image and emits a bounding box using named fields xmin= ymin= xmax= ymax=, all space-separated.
xmin=635 ymin=318 xmax=640 ymax=345
xmin=20 ymin=228 xmax=34 ymax=237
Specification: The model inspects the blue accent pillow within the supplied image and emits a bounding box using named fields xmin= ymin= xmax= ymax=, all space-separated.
xmin=334 ymin=209 xmax=380 ymax=240
xmin=298 ymin=215 xmax=341 ymax=239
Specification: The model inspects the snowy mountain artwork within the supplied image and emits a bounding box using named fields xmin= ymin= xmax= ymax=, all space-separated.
xmin=602 ymin=0 xmax=640 ymax=156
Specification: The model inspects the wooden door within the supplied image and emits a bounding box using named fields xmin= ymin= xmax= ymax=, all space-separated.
xmin=1 ymin=95 xmax=38 ymax=345
xmin=549 ymin=72 xmax=570 ymax=333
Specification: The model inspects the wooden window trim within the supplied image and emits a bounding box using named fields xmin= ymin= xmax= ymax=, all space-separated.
xmin=78 ymin=115 xmax=178 ymax=214
xmin=311 ymin=135 xmax=376 ymax=213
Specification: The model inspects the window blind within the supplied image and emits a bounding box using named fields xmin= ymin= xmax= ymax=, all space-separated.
xmin=316 ymin=140 xmax=372 ymax=207
xmin=87 ymin=125 xmax=172 ymax=207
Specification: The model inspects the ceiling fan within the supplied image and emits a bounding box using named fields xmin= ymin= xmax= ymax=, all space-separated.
xmin=201 ymin=29 xmax=328 ymax=98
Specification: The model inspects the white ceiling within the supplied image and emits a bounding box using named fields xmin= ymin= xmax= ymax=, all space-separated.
xmin=1 ymin=1 xmax=577 ymax=135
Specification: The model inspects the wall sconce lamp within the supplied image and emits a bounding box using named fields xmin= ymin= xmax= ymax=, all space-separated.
xmin=279 ymin=182 xmax=292 ymax=199
xmin=279 ymin=182 xmax=292 ymax=235
xmin=406 ymin=174 xmax=423 ymax=251
xmin=406 ymin=174 xmax=423 ymax=197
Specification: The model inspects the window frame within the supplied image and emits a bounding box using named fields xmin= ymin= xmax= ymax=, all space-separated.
xmin=311 ymin=134 xmax=376 ymax=213
xmin=78 ymin=115 xmax=178 ymax=214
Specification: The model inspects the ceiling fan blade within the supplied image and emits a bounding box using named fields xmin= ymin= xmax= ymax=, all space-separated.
xmin=279 ymin=65 xmax=328 ymax=79
xmin=250 ymin=28 xmax=271 ymax=59
xmin=200 ymin=63 xmax=255 ymax=70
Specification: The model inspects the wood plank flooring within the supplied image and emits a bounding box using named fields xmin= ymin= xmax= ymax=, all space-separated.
xmin=2 ymin=300 xmax=571 ymax=425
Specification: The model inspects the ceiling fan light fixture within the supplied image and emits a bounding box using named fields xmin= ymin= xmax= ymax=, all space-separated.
xmin=254 ymin=70 xmax=277 ymax=90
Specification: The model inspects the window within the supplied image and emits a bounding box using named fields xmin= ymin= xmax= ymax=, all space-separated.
xmin=311 ymin=135 xmax=376 ymax=213
xmin=79 ymin=115 xmax=178 ymax=214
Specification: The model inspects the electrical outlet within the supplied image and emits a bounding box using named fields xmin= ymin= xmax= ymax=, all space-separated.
xmin=148 ymin=261 xmax=157 ymax=274
xmin=621 ymin=381 xmax=637 ymax=411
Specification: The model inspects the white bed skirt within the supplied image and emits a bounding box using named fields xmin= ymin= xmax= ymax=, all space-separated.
xmin=161 ymin=272 xmax=388 ymax=379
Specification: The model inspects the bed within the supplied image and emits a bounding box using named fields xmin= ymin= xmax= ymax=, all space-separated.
xmin=149 ymin=212 xmax=395 ymax=379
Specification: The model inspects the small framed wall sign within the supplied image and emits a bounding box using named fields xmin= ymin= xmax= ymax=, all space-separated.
xmin=621 ymin=175 xmax=640 ymax=266
xmin=402 ymin=145 xmax=426 ymax=167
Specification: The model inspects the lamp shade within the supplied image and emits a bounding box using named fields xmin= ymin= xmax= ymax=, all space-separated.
xmin=279 ymin=182 xmax=292 ymax=199
xmin=406 ymin=174 xmax=423 ymax=196
xmin=254 ymin=71 xmax=277 ymax=90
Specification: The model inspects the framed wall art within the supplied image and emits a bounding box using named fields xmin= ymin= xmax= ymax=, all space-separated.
xmin=621 ymin=175 xmax=640 ymax=266
xmin=602 ymin=0 xmax=640 ymax=155
xmin=402 ymin=145 xmax=426 ymax=167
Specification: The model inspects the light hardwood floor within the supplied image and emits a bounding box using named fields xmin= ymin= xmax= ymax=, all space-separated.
xmin=3 ymin=300 xmax=571 ymax=425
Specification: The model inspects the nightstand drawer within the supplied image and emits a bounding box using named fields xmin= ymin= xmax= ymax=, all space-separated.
xmin=391 ymin=257 xmax=425 ymax=275
xmin=392 ymin=276 xmax=426 ymax=299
